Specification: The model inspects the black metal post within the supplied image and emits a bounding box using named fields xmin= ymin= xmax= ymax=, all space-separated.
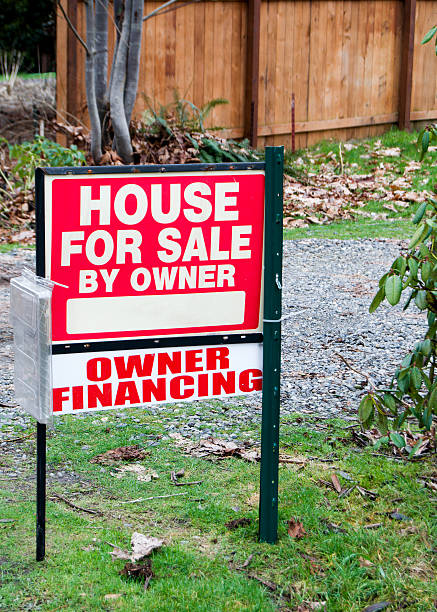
xmin=36 ymin=422 xmax=46 ymax=561
xmin=259 ymin=146 xmax=284 ymax=543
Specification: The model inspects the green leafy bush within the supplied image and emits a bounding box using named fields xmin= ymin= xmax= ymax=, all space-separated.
xmin=9 ymin=136 xmax=85 ymax=191
xmin=360 ymin=196 xmax=437 ymax=447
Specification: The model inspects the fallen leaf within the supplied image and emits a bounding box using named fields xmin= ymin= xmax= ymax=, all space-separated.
xmin=119 ymin=559 xmax=153 ymax=589
xmin=287 ymin=517 xmax=307 ymax=539
xmin=359 ymin=557 xmax=374 ymax=568
xmin=225 ymin=518 xmax=252 ymax=530
xmin=331 ymin=473 xmax=342 ymax=493
xmin=109 ymin=532 xmax=163 ymax=562
xmin=131 ymin=532 xmax=163 ymax=561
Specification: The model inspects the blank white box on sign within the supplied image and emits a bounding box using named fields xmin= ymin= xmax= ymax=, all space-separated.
xmin=66 ymin=291 xmax=246 ymax=335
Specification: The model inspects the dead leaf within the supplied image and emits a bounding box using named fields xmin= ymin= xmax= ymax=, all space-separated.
xmin=109 ymin=532 xmax=163 ymax=562
xmin=131 ymin=532 xmax=163 ymax=561
xmin=331 ymin=473 xmax=342 ymax=493
xmin=359 ymin=557 xmax=374 ymax=568
xmin=287 ymin=518 xmax=307 ymax=539
xmin=246 ymin=493 xmax=260 ymax=507
xmin=225 ymin=518 xmax=252 ymax=530
xmin=119 ymin=559 xmax=153 ymax=589
xmin=90 ymin=445 xmax=150 ymax=465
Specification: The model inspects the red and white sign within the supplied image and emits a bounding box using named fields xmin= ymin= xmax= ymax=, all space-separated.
xmin=43 ymin=171 xmax=265 ymax=343
xmin=52 ymin=343 xmax=263 ymax=415
xmin=42 ymin=169 xmax=265 ymax=413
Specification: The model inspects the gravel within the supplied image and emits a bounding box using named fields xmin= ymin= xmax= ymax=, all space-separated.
xmin=0 ymin=239 xmax=427 ymax=444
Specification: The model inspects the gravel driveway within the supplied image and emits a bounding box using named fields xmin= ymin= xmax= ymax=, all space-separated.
xmin=0 ymin=240 xmax=427 ymax=441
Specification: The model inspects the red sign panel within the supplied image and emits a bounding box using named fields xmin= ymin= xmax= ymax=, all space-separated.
xmin=44 ymin=171 xmax=264 ymax=343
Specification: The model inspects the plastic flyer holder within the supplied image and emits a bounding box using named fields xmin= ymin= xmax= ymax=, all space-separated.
xmin=10 ymin=268 xmax=54 ymax=425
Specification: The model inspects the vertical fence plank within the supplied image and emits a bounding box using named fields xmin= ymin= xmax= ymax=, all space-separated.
xmin=399 ymin=0 xmax=417 ymax=130
xmin=245 ymin=0 xmax=261 ymax=147
xmin=66 ymin=0 xmax=78 ymax=125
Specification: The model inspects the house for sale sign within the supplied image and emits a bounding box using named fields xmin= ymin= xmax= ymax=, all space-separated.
xmin=37 ymin=165 xmax=265 ymax=415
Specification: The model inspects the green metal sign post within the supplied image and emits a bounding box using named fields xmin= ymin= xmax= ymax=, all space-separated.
xmin=259 ymin=146 xmax=284 ymax=543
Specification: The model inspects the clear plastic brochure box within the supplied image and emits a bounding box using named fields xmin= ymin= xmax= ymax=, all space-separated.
xmin=10 ymin=269 xmax=54 ymax=424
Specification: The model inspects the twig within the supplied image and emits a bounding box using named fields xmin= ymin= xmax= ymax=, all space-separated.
xmin=172 ymin=480 xmax=203 ymax=487
xmin=120 ymin=492 xmax=188 ymax=504
xmin=2 ymin=431 xmax=35 ymax=444
xmin=363 ymin=523 xmax=382 ymax=529
xmin=57 ymin=1 xmax=90 ymax=55
xmin=50 ymin=492 xmax=103 ymax=515
xmin=334 ymin=352 xmax=376 ymax=390
xmin=339 ymin=143 xmax=344 ymax=175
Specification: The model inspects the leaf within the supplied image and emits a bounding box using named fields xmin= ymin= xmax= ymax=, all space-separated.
xmin=392 ymin=256 xmax=407 ymax=277
xmin=412 ymin=201 xmax=428 ymax=224
xmin=382 ymin=394 xmax=397 ymax=414
xmin=331 ymin=474 xmax=342 ymax=493
xmin=415 ymin=290 xmax=428 ymax=310
xmin=408 ymin=257 xmax=418 ymax=278
xmin=428 ymin=385 xmax=437 ymax=410
xmin=369 ymin=287 xmax=385 ymax=313
xmin=287 ymin=517 xmax=307 ymax=539
xmin=384 ymin=275 xmax=402 ymax=305
xmin=410 ymin=366 xmax=422 ymax=390
xmin=421 ymin=25 xmax=437 ymax=44
xmin=421 ymin=261 xmax=432 ymax=282
xmin=109 ymin=533 xmax=163 ymax=562
xmin=420 ymin=131 xmax=430 ymax=161
xmin=409 ymin=222 xmax=427 ymax=249
xmin=359 ymin=395 xmax=374 ymax=424
xmin=119 ymin=559 xmax=154 ymax=589
xmin=419 ymin=339 xmax=432 ymax=357
xmin=131 ymin=533 xmax=163 ymax=561
xmin=225 ymin=518 xmax=252 ymax=530
xmin=389 ymin=432 xmax=406 ymax=448
xmin=359 ymin=557 xmax=374 ymax=568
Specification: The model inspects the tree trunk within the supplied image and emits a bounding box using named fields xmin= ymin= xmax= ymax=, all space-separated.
xmin=94 ymin=0 xmax=108 ymax=122
xmin=124 ymin=0 xmax=144 ymax=125
xmin=109 ymin=0 xmax=133 ymax=163
xmin=85 ymin=0 xmax=102 ymax=164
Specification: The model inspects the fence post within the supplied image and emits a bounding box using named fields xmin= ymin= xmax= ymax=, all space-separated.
xmin=398 ymin=0 xmax=417 ymax=131
xmin=67 ymin=0 xmax=79 ymax=127
xmin=245 ymin=0 xmax=261 ymax=148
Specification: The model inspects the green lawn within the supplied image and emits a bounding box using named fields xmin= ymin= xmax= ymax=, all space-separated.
xmin=1 ymin=408 xmax=435 ymax=611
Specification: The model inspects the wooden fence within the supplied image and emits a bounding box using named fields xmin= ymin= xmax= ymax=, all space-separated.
xmin=57 ymin=0 xmax=437 ymax=149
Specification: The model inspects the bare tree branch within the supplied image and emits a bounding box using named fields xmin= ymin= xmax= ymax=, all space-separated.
xmin=143 ymin=0 xmax=181 ymax=22
xmin=85 ymin=0 xmax=102 ymax=162
xmin=94 ymin=0 xmax=109 ymax=121
xmin=124 ymin=0 xmax=144 ymax=125
xmin=109 ymin=0 xmax=133 ymax=162
xmin=57 ymin=0 xmax=89 ymax=55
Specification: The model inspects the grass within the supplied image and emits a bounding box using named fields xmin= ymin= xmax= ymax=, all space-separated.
xmin=0 ymin=72 xmax=55 ymax=82
xmin=283 ymin=128 xmax=437 ymax=241
xmin=1 ymin=406 xmax=435 ymax=611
